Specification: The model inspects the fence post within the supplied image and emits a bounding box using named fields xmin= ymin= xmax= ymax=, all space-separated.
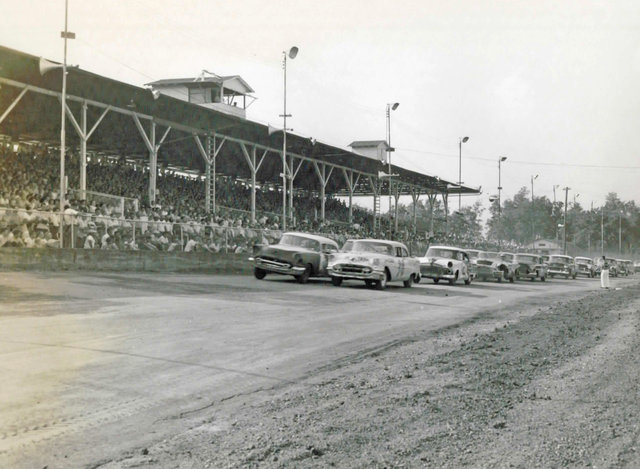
xmin=132 ymin=219 xmax=136 ymax=247
xmin=180 ymin=224 xmax=184 ymax=251
xmin=225 ymin=228 xmax=228 ymax=253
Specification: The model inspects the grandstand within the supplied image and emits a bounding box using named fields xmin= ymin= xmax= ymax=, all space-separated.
xmin=0 ymin=44 xmax=480 ymax=252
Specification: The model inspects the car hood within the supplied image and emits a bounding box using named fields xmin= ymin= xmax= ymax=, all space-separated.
xmin=417 ymin=257 xmax=456 ymax=267
xmin=329 ymin=252 xmax=388 ymax=264
xmin=259 ymin=244 xmax=316 ymax=258
xmin=476 ymin=258 xmax=501 ymax=267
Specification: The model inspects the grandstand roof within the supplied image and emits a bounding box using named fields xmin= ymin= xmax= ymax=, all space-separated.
xmin=0 ymin=44 xmax=480 ymax=199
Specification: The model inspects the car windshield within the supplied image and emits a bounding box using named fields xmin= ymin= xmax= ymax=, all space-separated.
xmin=550 ymin=256 xmax=570 ymax=264
xmin=501 ymin=253 xmax=514 ymax=261
xmin=342 ymin=240 xmax=394 ymax=256
xmin=425 ymin=248 xmax=459 ymax=259
xmin=279 ymin=234 xmax=320 ymax=252
xmin=575 ymin=257 xmax=592 ymax=264
xmin=516 ymin=254 xmax=538 ymax=263
xmin=480 ymin=251 xmax=499 ymax=259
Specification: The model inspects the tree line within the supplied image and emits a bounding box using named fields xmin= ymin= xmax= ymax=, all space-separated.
xmin=396 ymin=190 xmax=639 ymax=257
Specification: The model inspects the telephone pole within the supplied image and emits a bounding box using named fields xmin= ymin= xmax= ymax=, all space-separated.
xmin=563 ymin=186 xmax=570 ymax=255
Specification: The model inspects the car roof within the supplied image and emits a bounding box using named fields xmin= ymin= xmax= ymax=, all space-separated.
xmin=282 ymin=232 xmax=338 ymax=246
xmin=347 ymin=238 xmax=408 ymax=248
xmin=551 ymin=254 xmax=572 ymax=258
xmin=428 ymin=245 xmax=466 ymax=251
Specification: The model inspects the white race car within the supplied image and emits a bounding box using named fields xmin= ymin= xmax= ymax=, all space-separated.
xmin=417 ymin=245 xmax=473 ymax=285
xmin=327 ymin=239 xmax=421 ymax=290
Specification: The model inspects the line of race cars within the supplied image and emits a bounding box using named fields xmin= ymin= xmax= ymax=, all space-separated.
xmin=248 ymin=231 xmax=635 ymax=290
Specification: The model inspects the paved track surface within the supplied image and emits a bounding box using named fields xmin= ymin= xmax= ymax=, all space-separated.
xmin=0 ymin=271 xmax=619 ymax=468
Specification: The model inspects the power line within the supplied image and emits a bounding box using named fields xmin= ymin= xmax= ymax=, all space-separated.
xmin=397 ymin=147 xmax=640 ymax=170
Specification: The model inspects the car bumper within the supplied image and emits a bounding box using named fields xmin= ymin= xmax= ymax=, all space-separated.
xmin=474 ymin=266 xmax=502 ymax=279
xmin=327 ymin=266 xmax=385 ymax=281
xmin=548 ymin=268 xmax=571 ymax=276
xmin=249 ymin=257 xmax=306 ymax=275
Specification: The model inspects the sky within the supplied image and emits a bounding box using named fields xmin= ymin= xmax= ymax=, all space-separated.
xmin=2 ymin=0 xmax=640 ymax=216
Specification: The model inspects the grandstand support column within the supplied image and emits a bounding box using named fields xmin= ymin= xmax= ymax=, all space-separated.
xmin=313 ymin=161 xmax=334 ymax=223
xmin=194 ymin=134 xmax=226 ymax=215
xmin=133 ymin=115 xmax=171 ymax=205
xmin=393 ymin=183 xmax=403 ymax=234
xmin=239 ymin=143 xmax=269 ymax=224
xmin=342 ymin=169 xmax=360 ymax=224
xmin=441 ymin=192 xmax=449 ymax=234
xmin=368 ymin=175 xmax=381 ymax=235
xmin=427 ymin=191 xmax=437 ymax=237
xmin=149 ymin=122 xmax=157 ymax=205
xmin=411 ymin=189 xmax=421 ymax=235
xmin=62 ymin=101 xmax=112 ymax=200
xmin=80 ymin=101 xmax=87 ymax=198
xmin=206 ymin=136 xmax=214 ymax=214
xmin=288 ymin=155 xmax=294 ymax=223
xmin=288 ymin=156 xmax=305 ymax=225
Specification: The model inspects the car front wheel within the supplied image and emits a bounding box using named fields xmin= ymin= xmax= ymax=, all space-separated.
xmin=449 ymin=272 xmax=458 ymax=285
xmin=331 ymin=276 xmax=342 ymax=287
xmin=296 ymin=264 xmax=312 ymax=284
xmin=375 ymin=273 xmax=388 ymax=290
xmin=254 ymin=267 xmax=266 ymax=280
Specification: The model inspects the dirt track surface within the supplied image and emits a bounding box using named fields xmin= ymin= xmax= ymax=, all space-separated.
xmin=1 ymin=272 xmax=639 ymax=468
xmin=105 ymin=283 xmax=640 ymax=469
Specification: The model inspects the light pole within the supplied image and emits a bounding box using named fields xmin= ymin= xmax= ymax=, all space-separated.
xmin=530 ymin=174 xmax=538 ymax=243
xmin=458 ymin=136 xmax=469 ymax=211
xmin=601 ymin=206 xmax=604 ymax=256
xmin=386 ymin=102 xmax=399 ymax=237
xmin=280 ymin=46 xmax=298 ymax=231
xmin=619 ymin=210 xmax=623 ymax=255
xmin=563 ymin=186 xmax=570 ymax=254
xmin=54 ymin=0 xmax=76 ymax=247
xmin=497 ymin=156 xmax=507 ymax=247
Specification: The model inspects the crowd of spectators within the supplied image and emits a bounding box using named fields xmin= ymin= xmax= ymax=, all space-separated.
xmin=1 ymin=142 xmax=410 ymax=252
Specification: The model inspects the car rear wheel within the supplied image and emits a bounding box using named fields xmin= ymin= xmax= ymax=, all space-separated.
xmin=541 ymin=276 xmax=546 ymax=282
xmin=296 ymin=264 xmax=312 ymax=284
xmin=254 ymin=267 xmax=266 ymax=280
xmin=403 ymin=274 xmax=414 ymax=288
xmin=464 ymin=275 xmax=471 ymax=285
xmin=433 ymin=278 xmax=440 ymax=284
xmin=331 ymin=276 xmax=342 ymax=287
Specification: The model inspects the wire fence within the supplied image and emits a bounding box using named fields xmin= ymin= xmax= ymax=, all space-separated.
xmin=1 ymin=207 xmax=432 ymax=255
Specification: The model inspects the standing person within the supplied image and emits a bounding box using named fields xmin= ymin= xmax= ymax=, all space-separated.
xmin=600 ymin=255 xmax=610 ymax=289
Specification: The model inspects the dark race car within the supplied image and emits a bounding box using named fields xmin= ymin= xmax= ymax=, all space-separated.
xmin=249 ymin=232 xmax=339 ymax=284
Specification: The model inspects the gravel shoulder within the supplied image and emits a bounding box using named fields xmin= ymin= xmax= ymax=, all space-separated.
xmin=104 ymin=282 xmax=640 ymax=468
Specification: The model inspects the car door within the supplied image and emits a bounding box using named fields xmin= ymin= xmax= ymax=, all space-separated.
xmin=460 ymin=252 xmax=470 ymax=279
xmin=320 ymin=243 xmax=338 ymax=274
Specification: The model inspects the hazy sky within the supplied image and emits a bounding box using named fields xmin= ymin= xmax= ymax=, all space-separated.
xmin=2 ymin=0 xmax=639 ymax=213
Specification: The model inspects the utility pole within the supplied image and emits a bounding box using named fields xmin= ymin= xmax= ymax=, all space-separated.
xmin=563 ymin=186 xmax=570 ymax=254
xmin=601 ymin=206 xmax=604 ymax=256
xmin=619 ymin=211 xmax=622 ymax=255
xmin=530 ymin=174 xmax=538 ymax=243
